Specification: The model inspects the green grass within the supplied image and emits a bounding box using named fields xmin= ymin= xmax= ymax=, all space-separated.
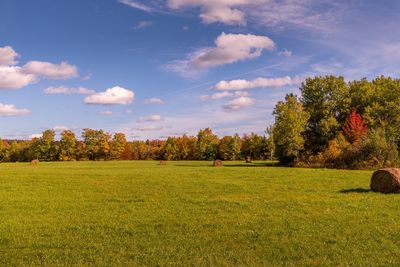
xmin=0 ymin=161 xmax=399 ymax=266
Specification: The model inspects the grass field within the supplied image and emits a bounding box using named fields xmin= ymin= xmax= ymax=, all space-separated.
xmin=1 ymin=161 xmax=400 ymax=266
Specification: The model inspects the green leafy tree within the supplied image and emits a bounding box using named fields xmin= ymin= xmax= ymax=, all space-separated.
xmin=300 ymin=76 xmax=351 ymax=152
xmin=82 ymin=129 xmax=111 ymax=160
xmin=273 ymin=94 xmax=310 ymax=164
xmin=110 ymin=133 xmax=127 ymax=160
xmin=59 ymin=130 xmax=77 ymax=161
xmin=30 ymin=130 xmax=58 ymax=161
xmin=241 ymin=133 xmax=264 ymax=160
xmin=196 ymin=128 xmax=219 ymax=160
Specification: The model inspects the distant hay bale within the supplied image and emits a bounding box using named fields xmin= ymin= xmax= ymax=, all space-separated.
xmin=370 ymin=168 xmax=400 ymax=193
xmin=245 ymin=156 xmax=252 ymax=163
xmin=159 ymin=160 xmax=167 ymax=165
xmin=30 ymin=159 xmax=39 ymax=166
xmin=213 ymin=160 xmax=223 ymax=167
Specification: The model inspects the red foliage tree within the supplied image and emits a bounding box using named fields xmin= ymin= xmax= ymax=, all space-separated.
xmin=343 ymin=108 xmax=368 ymax=143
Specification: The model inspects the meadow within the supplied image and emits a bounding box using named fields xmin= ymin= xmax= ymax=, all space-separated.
xmin=1 ymin=161 xmax=400 ymax=266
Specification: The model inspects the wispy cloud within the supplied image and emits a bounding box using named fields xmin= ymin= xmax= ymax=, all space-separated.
xmin=118 ymin=0 xmax=156 ymax=12
xmin=134 ymin=21 xmax=153 ymax=30
xmin=44 ymin=86 xmax=95 ymax=95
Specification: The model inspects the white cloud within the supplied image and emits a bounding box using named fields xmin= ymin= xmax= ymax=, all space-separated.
xmin=167 ymin=32 xmax=275 ymax=76
xmin=144 ymin=97 xmax=164 ymax=104
xmin=0 ymin=66 xmax=37 ymax=89
xmin=23 ymin=61 xmax=78 ymax=80
xmin=137 ymin=114 xmax=163 ymax=122
xmin=0 ymin=46 xmax=79 ymax=89
xmin=53 ymin=126 xmax=70 ymax=132
xmin=134 ymin=21 xmax=153 ymax=29
xmin=118 ymin=0 xmax=155 ymax=12
xmin=213 ymin=76 xmax=302 ymax=91
xmin=136 ymin=125 xmax=163 ymax=131
xmin=167 ymin=0 xmax=266 ymax=25
xmin=222 ymin=96 xmax=256 ymax=111
xmin=0 ymin=46 xmax=19 ymax=66
xmin=0 ymin=103 xmax=31 ymax=116
xmin=279 ymin=49 xmax=292 ymax=57
xmin=201 ymin=91 xmax=250 ymax=101
xmin=99 ymin=110 xmax=113 ymax=116
xmin=118 ymin=100 xmax=274 ymax=140
xmin=84 ymin=86 xmax=135 ymax=105
xmin=30 ymin=133 xmax=43 ymax=139
xmin=248 ymin=0 xmax=347 ymax=33
xmin=209 ymin=91 xmax=233 ymax=100
xmin=44 ymin=86 xmax=95 ymax=95
xmin=120 ymin=1 xmax=349 ymax=33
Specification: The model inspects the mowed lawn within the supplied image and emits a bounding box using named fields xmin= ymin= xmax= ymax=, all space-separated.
xmin=1 ymin=161 xmax=400 ymax=266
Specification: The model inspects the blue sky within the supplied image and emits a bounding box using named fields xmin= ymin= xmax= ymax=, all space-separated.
xmin=1 ymin=0 xmax=400 ymax=140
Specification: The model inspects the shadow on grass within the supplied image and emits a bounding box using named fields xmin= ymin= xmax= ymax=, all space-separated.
xmin=174 ymin=162 xmax=278 ymax=168
xmin=339 ymin=188 xmax=371 ymax=193
xmin=224 ymin=162 xmax=278 ymax=167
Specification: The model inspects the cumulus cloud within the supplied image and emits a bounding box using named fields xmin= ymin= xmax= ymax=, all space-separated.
xmin=0 ymin=46 xmax=79 ymax=89
xmin=0 ymin=46 xmax=19 ymax=66
xmin=137 ymin=114 xmax=163 ymax=122
xmin=44 ymin=86 xmax=95 ymax=95
xmin=144 ymin=97 xmax=164 ymax=104
xmin=23 ymin=61 xmax=78 ymax=80
xmin=84 ymin=86 xmax=135 ymax=105
xmin=167 ymin=32 xmax=275 ymax=76
xmin=0 ymin=103 xmax=31 ymax=116
xmin=0 ymin=66 xmax=37 ymax=89
xmin=222 ymin=96 xmax=256 ymax=111
xmin=167 ymin=0 xmax=266 ymax=25
xmin=213 ymin=76 xmax=302 ymax=91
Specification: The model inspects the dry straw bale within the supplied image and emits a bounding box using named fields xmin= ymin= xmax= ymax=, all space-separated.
xmin=370 ymin=168 xmax=400 ymax=193
xmin=30 ymin=159 xmax=39 ymax=166
xmin=213 ymin=160 xmax=223 ymax=167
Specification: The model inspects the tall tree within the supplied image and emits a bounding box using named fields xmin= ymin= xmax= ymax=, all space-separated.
xmin=110 ymin=133 xmax=127 ymax=160
xmin=300 ymin=76 xmax=350 ymax=152
xmin=196 ymin=128 xmax=219 ymax=160
xmin=59 ymin=130 xmax=77 ymax=161
xmin=273 ymin=94 xmax=310 ymax=164
xmin=82 ymin=129 xmax=111 ymax=160
xmin=30 ymin=130 xmax=58 ymax=161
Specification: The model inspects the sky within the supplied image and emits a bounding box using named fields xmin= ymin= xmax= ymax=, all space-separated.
xmin=1 ymin=0 xmax=400 ymax=140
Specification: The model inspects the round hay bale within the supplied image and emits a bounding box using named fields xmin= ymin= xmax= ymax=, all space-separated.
xmin=213 ymin=160 xmax=223 ymax=167
xmin=370 ymin=168 xmax=400 ymax=193
xmin=245 ymin=156 xmax=252 ymax=163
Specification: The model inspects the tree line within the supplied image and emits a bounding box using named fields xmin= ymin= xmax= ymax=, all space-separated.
xmin=272 ymin=75 xmax=400 ymax=169
xmin=2 ymin=75 xmax=399 ymax=169
xmin=0 ymin=128 xmax=274 ymax=162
